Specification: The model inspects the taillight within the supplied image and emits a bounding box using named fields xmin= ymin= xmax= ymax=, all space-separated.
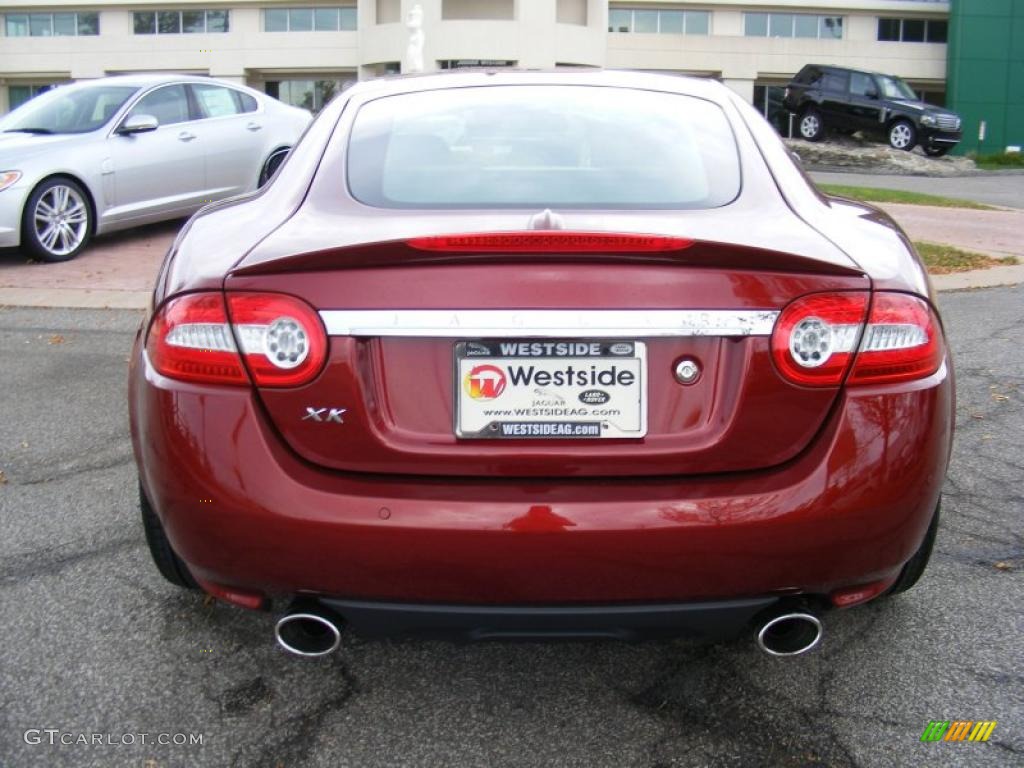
xmin=146 ymin=292 xmax=327 ymax=387
xmin=147 ymin=293 xmax=248 ymax=386
xmin=847 ymin=293 xmax=942 ymax=385
xmin=407 ymin=232 xmax=693 ymax=253
xmin=771 ymin=291 xmax=944 ymax=388
xmin=771 ymin=292 xmax=869 ymax=387
xmin=226 ymin=293 xmax=327 ymax=387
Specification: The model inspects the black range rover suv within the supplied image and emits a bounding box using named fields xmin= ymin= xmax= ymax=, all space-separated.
xmin=783 ymin=64 xmax=962 ymax=156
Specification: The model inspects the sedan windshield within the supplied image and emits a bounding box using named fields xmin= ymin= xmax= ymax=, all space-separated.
xmin=1 ymin=85 xmax=139 ymax=135
xmin=877 ymin=75 xmax=918 ymax=101
xmin=347 ymin=86 xmax=740 ymax=209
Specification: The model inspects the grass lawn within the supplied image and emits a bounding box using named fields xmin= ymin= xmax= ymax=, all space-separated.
xmin=914 ymin=242 xmax=1019 ymax=274
xmin=819 ymin=184 xmax=997 ymax=210
xmin=972 ymin=153 xmax=1024 ymax=171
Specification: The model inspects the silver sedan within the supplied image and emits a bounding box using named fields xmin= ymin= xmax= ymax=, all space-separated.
xmin=0 ymin=74 xmax=311 ymax=262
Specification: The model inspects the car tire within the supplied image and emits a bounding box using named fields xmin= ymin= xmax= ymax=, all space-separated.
xmin=139 ymin=482 xmax=199 ymax=590
xmin=924 ymin=146 xmax=950 ymax=158
xmin=258 ymin=147 xmax=291 ymax=188
xmin=798 ymin=107 xmax=826 ymax=142
xmin=888 ymin=120 xmax=917 ymax=151
xmin=886 ymin=500 xmax=940 ymax=596
xmin=21 ymin=177 xmax=94 ymax=262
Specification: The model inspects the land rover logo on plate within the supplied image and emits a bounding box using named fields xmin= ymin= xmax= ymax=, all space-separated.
xmin=579 ymin=389 xmax=610 ymax=405
xmin=454 ymin=340 xmax=647 ymax=439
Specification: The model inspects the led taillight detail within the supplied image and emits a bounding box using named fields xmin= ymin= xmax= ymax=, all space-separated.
xmin=147 ymin=293 xmax=248 ymax=386
xmin=771 ymin=292 xmax=869 ymax=387
xmin=226 ymin=293 xmax=327 ymax=387
xmin=847 ymin=293 xmax=943 ymax=385
xmin=147 ymin=292 xmax=327 ymax=387
xmin=407 ymin=232 xmax=694 ymax=253
xmin=772 ymin=291 xmax=944 ymax=388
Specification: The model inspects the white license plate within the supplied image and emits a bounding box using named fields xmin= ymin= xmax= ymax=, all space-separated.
xmin=455 ymin=340 xmax=647 ymax=439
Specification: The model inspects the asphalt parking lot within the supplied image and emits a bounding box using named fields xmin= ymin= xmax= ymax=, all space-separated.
xmin=1 ymin=285 xmax=1021 ymax=768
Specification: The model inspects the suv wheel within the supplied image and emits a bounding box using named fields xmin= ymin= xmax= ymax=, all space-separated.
xmin=799 ymin=108 xmax=826 ymax=142
xmin=888 ymin=120 xmax=917 ymax=151
xmin=924 ymin=146 xmax=950 ymax=158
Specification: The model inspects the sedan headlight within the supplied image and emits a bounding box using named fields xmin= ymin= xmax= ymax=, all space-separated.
xmin=920 ymin=115 xmax=938 ymax=127
xmin=0 ymin=171 xmax=22 ymax=191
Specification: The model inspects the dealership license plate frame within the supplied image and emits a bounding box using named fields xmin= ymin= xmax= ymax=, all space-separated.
xmin=454 ymin=339 xmax=648 ymax=439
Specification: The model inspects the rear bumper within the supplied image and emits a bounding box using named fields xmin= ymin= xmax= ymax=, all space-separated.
xmin=130 ymin=342 xmax=953 ymax=607
xmin=320 ymin=596 xmax=778 ymax=640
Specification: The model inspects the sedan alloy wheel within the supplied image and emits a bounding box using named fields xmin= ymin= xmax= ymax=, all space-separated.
xmin=24 ymin=179 xmax=93 ymax=262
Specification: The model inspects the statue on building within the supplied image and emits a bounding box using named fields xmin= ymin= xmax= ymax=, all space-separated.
xmin=405 ymin=4 xmax=425 ymax=74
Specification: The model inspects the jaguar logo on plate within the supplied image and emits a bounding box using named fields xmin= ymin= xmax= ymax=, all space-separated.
xmin=464 ymin=364 xmax=507 ymax=400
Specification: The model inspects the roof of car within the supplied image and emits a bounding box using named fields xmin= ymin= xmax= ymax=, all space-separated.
xmin=800 ymin=63 xmax=897 ymax=79
xmin=69 ymin=73 xmax=247 ymax=89
xmin=339 ymin=69 xmax=736 ymax=104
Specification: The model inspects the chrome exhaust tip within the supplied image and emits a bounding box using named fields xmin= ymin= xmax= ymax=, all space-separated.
xmin=275 ymin=607 xmax=343 ymax=657
xmin=756 ymin=612 xmax=822 ymax=657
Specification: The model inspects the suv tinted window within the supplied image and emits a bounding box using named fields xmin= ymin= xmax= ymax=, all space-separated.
xmin=796 ymin=66 xmax=821 ymax=85
xmin=849 ymin=72 xmax=876 ymax=97
xmin=347 ymin=86 xmax=740 ymax=209
xmin=821 ymin=70 xmax=848 ymax=93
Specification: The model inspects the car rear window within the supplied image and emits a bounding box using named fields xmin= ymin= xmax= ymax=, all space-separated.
xmin=346 ymin=85 xmax=740 ymax=209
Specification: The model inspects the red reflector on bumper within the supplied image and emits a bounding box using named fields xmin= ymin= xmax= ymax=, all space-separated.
xmin=407 ymin=231 xmax=694 ymax=253
xmin=194 ymin=576 xmax=268 ymax=611
xmin=829 ymin=576 xmax=897 ymax=608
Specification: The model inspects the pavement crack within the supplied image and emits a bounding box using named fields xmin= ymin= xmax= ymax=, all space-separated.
xmin=0 ymin=535 xmax=140 ymax=583
xmin=4 ymin=452 xmax=135 ymax=487
xmin=230 ymin=657 xmax=359 ymax=768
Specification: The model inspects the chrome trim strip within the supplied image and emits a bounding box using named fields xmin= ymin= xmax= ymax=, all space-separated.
xmin=318 ymin=310 xmax=779 ymax=338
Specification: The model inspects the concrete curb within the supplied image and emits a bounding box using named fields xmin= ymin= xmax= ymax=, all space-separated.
xmin=807 ymin=165 xmax=1024 ymax=178
xmin=929 ymin=264 xmax=1024 ymax=292
xmin=0 ymin=287 xmax=150 ymax=309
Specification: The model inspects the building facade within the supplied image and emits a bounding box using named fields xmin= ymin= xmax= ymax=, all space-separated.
xmin=0 ymin=0 xmax=951 ymax=132
xmin=946 ymin=0 xmax=1022 ymax=156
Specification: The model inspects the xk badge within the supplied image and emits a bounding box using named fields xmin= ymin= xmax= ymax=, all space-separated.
xmin=303 ymin=407 xmax=346 ymax=423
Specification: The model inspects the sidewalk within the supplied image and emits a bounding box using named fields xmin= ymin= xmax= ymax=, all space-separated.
xmin=874 ymin=203 xmax=1024 ymax=261
xmin=0 ymin=220 xmax=177 ymax=309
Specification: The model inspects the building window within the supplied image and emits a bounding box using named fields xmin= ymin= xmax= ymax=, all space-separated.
xmin=132 ymin=10 xmax=229 ymax=34
xmin=265 ymin=78 xmax=350 ymax=112
xmin=744 ymin=13 xmax=842 ymax=39
xmin=438 ymin=59 xmax=517 ymax=69
xmin=608 ymin=7 xmax=710 ymax=35
xmin=8 ymin=83 xmax=60 ymax=110
xmin=5 ymin=11 xmax=99 ymax=36
xmin=753 ymin=84 xmax=794 ymax=139
xmin=877 ymin=17 xmax=946 ymax=43
xmin=263 ymin=7 xmax=356 ymax=31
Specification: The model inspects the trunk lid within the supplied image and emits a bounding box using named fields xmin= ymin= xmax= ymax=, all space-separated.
xmin=226 ymin=210 xmax=867 ymax=478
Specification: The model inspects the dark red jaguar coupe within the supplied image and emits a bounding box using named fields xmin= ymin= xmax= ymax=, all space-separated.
xmin=128 ymin=71 xmax=953 ymax=657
